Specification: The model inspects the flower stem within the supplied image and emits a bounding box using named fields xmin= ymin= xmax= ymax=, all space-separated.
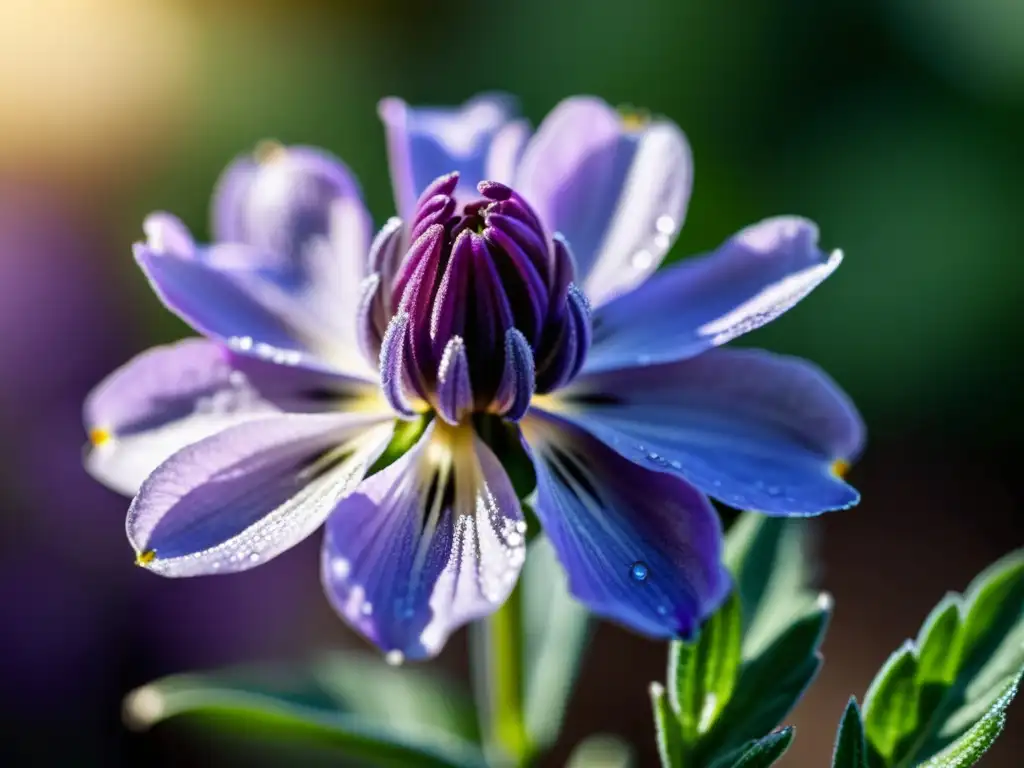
xmin=471 ymin=581 xmax=533 ymax=766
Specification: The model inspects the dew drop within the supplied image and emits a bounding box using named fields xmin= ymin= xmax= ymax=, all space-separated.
xmin=656 ymin=215 xmax=676 ymax=234
xmin=669 ymin=460 xmax=682 ymax=469
xmin=631 ymin=249 xmax=654 ymax=270
xmin=630 ymin=561 xmax=649 ymax=582
xmin=385 ymin=650 xmax=405 ymax=667
xmin=247 ymin=552 xmax=260 ymax=563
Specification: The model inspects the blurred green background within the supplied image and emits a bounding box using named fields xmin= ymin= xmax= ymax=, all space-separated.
xmin=1 ymin=0 xmax=1021 ymax=765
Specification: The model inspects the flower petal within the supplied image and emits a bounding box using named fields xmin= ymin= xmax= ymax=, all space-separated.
xmin=129 ymin=413 xmax=393 ymax=577
xmin=210 ymin=144 xmax=366 ymax=278
xmin=321 ymin=422 xmax=526 ymax=659
xmin=584 ymin=217 xmax=842 ymax=372
xmin=515 ymin=97 xmax=692 ymax=306
xmin=379 ymin=94 xmax=523 ymax=218
xmin=135 ymin=215 xmax=373 ymax=378
xmin=549 ymin=347 xmax=864 ymax=516
xmin=84 ymin=339 xmax=380 ymax=496
xmin=521 ymin=412 xmax=729 ymax=639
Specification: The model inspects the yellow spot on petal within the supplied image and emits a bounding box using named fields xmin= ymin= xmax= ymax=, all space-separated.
xmin=254 ymin=139 xmax=286 ymax=165
xmin=89 ymin=427 xmax=112 ymax=446
xmin=619 ymin=106 xmax=651 ymax=133
xmin=831 ymin=459 xmax=851 ymax=478
xmin=136 ymin=549 xmax=156 ymax=566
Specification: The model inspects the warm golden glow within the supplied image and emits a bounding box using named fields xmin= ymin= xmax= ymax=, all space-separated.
xmin=0 ymin=0 xmax=196 ymax=172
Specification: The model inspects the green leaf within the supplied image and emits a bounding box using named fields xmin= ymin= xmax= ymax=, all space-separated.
xmin=697 ymin=594 xmax=830 ymax=762
xmin=832 ymin=699 xmax=869 ymax=768
xmin=521 ymin=534 xmax=593 ymax=752
xmin=668 ymin=591 xmax=742 ymax=742
xmin=919 ymin=675 xmax=1020 ymax=767
xmin=650 ymin=513 xmax=831 ymax=767
xmin=717 ymin=727 xmax=794 ymax=768
xmin=124 ymin=657 xmax=487 ymax=768
xmin=566 ymin=734 xmax=634 ymax=768
xmin=650 ymin=683 xmax=685 ymax=768
xmin=725 ymin=514 xmax=819 ymax=659
xmin=860 ymin=549 xmax=1023 ymax=767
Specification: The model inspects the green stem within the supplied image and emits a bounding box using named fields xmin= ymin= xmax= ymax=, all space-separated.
xmin=471 ymin=581 xmax=533 ymax=767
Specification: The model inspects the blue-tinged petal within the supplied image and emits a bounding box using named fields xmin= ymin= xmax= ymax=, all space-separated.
xmin=210 ymin=144 xmax=366 ymax=279
xmin=379 ymin=94 xmax=524 ymax=218
xmin=84 ymin=339 xmax=381 ymax=496
xmin=584 ymin=217 xmax=842 ymax=372
xmin=321 ymin=422 xmax=526 ymax=659
xmin=521 ymin=411 xmax=730 ymax=639
xmin=135 ymin=215 xmax=374 ymax=379
xmin=515 ymin=97 xmax=692 ymax=306
xmin=129 ymin=413 xmax=393 ymax=577
xmin=548 ymin=347 xmax=864 ymax=516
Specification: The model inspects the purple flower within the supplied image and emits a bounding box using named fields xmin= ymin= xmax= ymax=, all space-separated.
xmin=84 ymin=95 xmax=864 ymax=660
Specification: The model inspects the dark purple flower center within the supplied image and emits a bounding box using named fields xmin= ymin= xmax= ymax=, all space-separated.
xmin=378 ymin=172 xmax=591 ymax=424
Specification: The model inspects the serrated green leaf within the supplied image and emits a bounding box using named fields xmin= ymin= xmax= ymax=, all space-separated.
xmin=698 ymin=598 xmax=829 ymax=760
xmin=860 ymin=549 xmax=1024 ymax=767
xmin=919 ymin=674 xmax=1020 ymax=767
xmin=832 ymin=699 xmax=869 ymax=768
xmin=669 ymin=591 xmax=742 ymax=742
xmin=651 ymin=683 xmax=685 ymax=768
xmin=522 ymin=534 xmax=592 ymax=752
xmin=124 ymin=668 xmax=487 ymax=768
xmin=724 ymin=514 xmax=819 ymax=659
xmin=720 ymin=727 xmax=795 ymax=768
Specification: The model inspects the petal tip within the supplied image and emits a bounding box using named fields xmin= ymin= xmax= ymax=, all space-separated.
xmin=830 ymin=458 xmax=851 ymax=478
xmin=135 ymin=549 xmax=156 ymax=566
xmin=89 ymin=427 xmax=112 ymax=447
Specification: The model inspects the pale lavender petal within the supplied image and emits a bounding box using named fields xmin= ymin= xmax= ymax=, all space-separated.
xmin=553 ymin=347 xmax=864 ymax=516
xmin=321 ymin=422 xmax=526 ymax=659
xmin=522 ymin=412 xmax=730 ymax=639
xmin=379 ymin=94 xmax=519 ymax=218
xmin=86 ymin=338 xmax=375 ymax=496
xmin=84 ymin=339 xmax=272 ymax=496
xmin=584 ymin=217 xmax=843 ymax=372
xmin=134 ymin=219 xmax=371 ymax=378
xmin=210 ymin=145 xmax=365 ymax=275
xmin=129 ymin=413 xmax=393 ymax=577
xmin=515 ymin=97 xmax=692 ymax=306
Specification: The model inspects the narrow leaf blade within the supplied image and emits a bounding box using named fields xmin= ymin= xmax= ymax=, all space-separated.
xmin=832 ymin=698 xmax=869 ymax=768
xmin=124 ymin=673 xmax=487 ymax=768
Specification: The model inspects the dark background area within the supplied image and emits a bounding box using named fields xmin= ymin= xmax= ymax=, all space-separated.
xmin=1 ymin=0 xmax=1021 ymax=765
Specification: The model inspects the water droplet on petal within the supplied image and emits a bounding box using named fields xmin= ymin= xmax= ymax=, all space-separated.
xmin=656 ymin=215 xmax=675 ymax=234
xmin=631 ymin=249 xmax=654 ymax=270
xmin=669 ymin=460 xmax=682 ymax=469
xmin=630 ymin=561 xmax=649 ymax=582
